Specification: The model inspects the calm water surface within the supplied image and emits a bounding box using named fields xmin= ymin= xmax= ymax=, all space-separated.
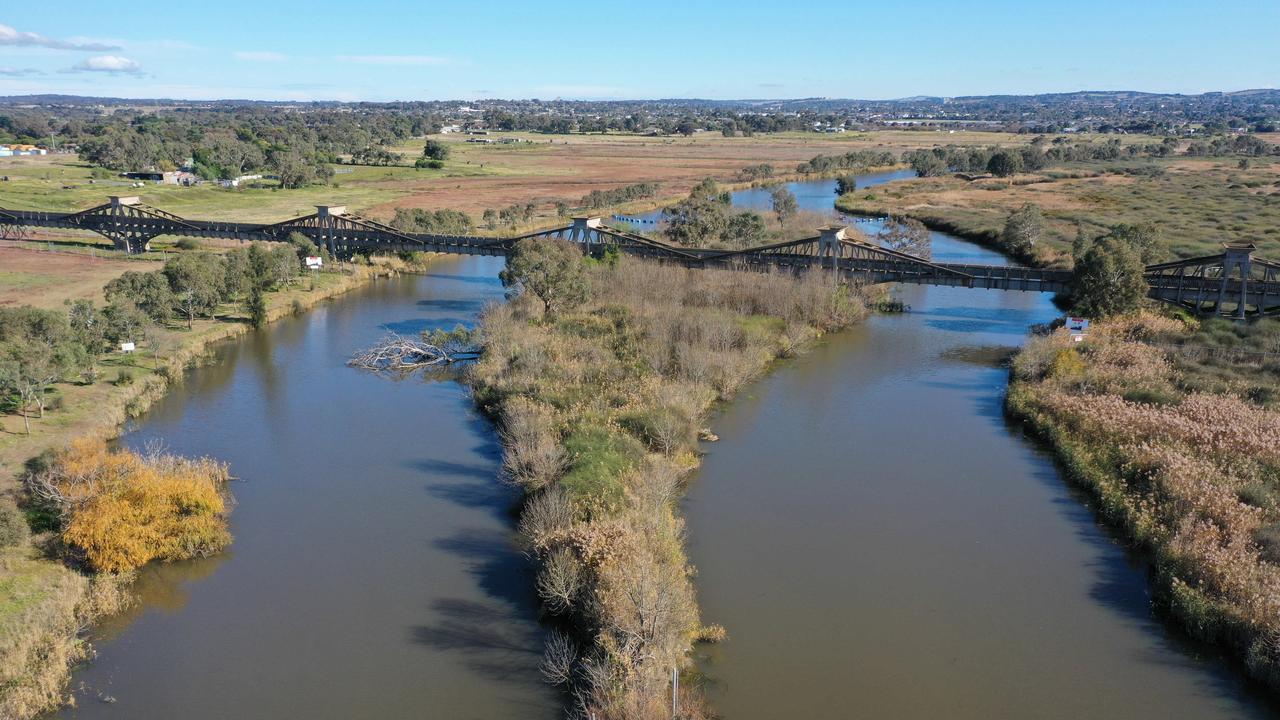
xmin=684 ymin=202 xmax=1278 ymax=718
xmin=57 ymin=256 xmax=557 ymax=720
xmin=617 ymin=168 xmax=914 ymax=226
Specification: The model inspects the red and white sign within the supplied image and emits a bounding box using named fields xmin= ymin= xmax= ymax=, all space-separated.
xmin=305 ymin=256 xmax=323 ymax=269
xmin=1066 ymin=316 xmax=1089 ymax=335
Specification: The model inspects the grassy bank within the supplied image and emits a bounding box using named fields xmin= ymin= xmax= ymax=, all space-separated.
xmin=0 ymin=252 xmax=432 ymax=719
xmin=468 ymin=256 xmax=871 ymax=718
xmin=1006 ymin=313 xmax=1280 ymax=693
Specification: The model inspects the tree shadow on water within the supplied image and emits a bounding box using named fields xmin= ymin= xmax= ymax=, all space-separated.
xmin=416 ymin=298 xmax=486 ymax=312
xmin=412 ymin=528 xmax=546 ymax=688
xmin=380 ymin=317 xmax=474 ymax=335
xmin=423 ymin=478 xmax=519 ymax=522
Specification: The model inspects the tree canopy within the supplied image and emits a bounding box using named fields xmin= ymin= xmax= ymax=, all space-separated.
xmin=499 ymin=238 xmax=591 ymax=317
xmin=1071 ymin=235 xmax=1149 ymax=319
xmin=1001 ymin=203 xmax=1045 ymax=255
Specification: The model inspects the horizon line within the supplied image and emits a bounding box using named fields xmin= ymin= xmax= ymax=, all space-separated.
xmin=2 ymin=87 xmax=1278 ymax=105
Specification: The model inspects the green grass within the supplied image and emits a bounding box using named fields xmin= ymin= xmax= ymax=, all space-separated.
xmin=0 ymin=156 xmax=505 ymax=221
xmin=559 ymin=426 xmax=645 ymax=509
xmin=0 ymin=271 xmax=57 ymax=291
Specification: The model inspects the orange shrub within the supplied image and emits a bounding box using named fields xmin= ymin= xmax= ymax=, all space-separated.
xmin=39 ymin=439 xmax=233 ymax=573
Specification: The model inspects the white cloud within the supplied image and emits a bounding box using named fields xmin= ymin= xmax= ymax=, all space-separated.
xmin=234 ymin=50 xmax=286 ymax=62
xmin=0 ymin=66 xmax=41 ymax=76
xmin=335 ymin=54 xmax=451 ymax=66
xmin=67 ymin=55 xmax=143 ymax=75
xmin=0 ymin=23 xmax=119 ymax=51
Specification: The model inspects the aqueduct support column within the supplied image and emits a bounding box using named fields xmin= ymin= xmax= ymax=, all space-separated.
xmin=818 ymin=225 xmax=848 ymax=271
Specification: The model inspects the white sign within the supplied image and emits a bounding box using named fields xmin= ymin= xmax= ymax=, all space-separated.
xmin=305 ymin=256 xmax=323 ymax=269
xmin=1066 ymin=316 xmax=1089 ymax=335
xmin=120 ymin=341 xmax=136 ymax=353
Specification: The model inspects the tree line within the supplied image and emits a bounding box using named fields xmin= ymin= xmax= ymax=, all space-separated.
xmin=1 ymin=236 xmax=327 ymax=435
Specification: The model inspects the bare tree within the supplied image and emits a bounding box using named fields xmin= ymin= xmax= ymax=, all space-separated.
xmin=877 ymin=216 xmax=932 ymax=260
xmin=348 ymin=332 xmax=478 ymax=372
xmin=540 ymin=630 xmax=578 ymax=686
xmin=537 ymin=547 xmax=583 ymax=614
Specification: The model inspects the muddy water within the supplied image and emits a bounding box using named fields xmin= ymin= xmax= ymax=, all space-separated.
xmin=683 ymin=219 xmax=1278 ymax=718
xmin=57 ymin=256 xmax=557 ymax=719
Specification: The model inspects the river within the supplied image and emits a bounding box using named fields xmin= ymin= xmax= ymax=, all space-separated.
xmin=57 ymin=256 xmax=558 ymax=719
xmin=682 ymin=178 xmax=1279 ymax=718
xmin=53 ymin=174 xmax=1277 ymax=718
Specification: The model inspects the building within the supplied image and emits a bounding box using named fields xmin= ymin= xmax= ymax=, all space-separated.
xmin=122 ymin=170 xmax=200 ymax=185
xmin=220 ymin=174 xmax=262 ymax=188
xmin=0 ymin=144 xmax=47 ymax=156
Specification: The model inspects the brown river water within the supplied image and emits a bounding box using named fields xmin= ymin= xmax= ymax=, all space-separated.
xmin=52 ymin=180 xmax=1278 ymax=718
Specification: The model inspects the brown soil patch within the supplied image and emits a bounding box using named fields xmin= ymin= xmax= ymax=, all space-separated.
xmin=0 ymin=240 xmax=147 ymax=310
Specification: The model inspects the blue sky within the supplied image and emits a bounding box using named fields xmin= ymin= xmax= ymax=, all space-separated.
xmin=3 ymin=1 xmax=1276 ymax=101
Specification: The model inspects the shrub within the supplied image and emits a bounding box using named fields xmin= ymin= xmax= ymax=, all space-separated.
xmin=1255 ymin=523 xmax=1280 ymax=563
xmin=1120 ymin=386 xmax=1180 ymax=406
xmin=500 ymin=398 xmax=565 ymax=491
xmin=27 ymin=439 xmax=233 ymax=573
xmin=114 ymin=369 xmax=134 ymax=386
xmin=174 ymin=238 xmax=201 ymax=251
xmin=537 ymin=547 xmax=582 ymax=614
xmin=620 ymin=405 xmax=695 ymax=455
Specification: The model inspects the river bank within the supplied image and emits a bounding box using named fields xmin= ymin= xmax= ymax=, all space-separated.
xmin=467 ymin=256 xmax=873 ymax=717
xmin=1007 ymin=313 xmax=1280 ymax=697
xmin=0 ymin=253 xmax=435 ymax=720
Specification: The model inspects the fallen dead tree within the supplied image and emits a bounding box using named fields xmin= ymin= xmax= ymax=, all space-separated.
xmin=348 ymin=328 xmax=480 ymax=371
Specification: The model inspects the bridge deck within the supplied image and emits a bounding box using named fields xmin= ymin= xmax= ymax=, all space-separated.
xmin=2 ymin=203 xmax=1276 ymax=316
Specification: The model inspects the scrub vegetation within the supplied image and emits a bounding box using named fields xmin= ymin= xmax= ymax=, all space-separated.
xmin=1008 ymin=313 xmax=1280 ymax=692
xmin=469 ymin=242 xmax=869 ymax=717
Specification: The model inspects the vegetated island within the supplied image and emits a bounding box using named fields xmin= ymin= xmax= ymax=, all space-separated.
xmin=466 ymin=238 xmax=872 ymax=717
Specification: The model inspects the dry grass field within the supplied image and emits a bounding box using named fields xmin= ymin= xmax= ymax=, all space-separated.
xmin=838 ymin=156 xmax=1280 ymax=262
xmin=0 ymin=240 xmax=144 ymax=310
xmin=0 ymin=130 xmax=1035 ymax=225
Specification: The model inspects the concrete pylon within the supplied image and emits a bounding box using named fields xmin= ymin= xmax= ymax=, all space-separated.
xmin=566 ymin=216 xmax=603 ymax=245
xmin=104 ymin=196 xmax=149 ymax=253
xmin=817 ymin=225 xmax=848 ymax=269
xmin=1218 ymin=243 xmax=1255 ymax=319
xmin=314 ymin=205 xmax=348 ymax=256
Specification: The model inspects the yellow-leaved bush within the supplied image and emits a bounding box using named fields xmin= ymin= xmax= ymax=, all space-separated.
xmin=41 ymin=439 xmax=233 ymax=573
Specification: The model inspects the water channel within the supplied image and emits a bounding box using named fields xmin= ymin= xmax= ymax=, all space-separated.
xmin=58 ymin=257 xmax=558 ymax=719
xmin=53 ymin=173 xmax=1277 ymax=718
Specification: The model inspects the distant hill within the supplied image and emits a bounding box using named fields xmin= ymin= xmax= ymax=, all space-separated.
xmin=1 ymin=90 xmax=1276 ymax=109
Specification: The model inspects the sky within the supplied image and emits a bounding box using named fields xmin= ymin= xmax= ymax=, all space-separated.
xmin=2 ymin=1 xmax=1277 ymax=101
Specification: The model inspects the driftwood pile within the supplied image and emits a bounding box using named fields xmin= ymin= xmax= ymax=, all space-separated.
xmin=348 ymin=332 xmax=479 ymax=372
